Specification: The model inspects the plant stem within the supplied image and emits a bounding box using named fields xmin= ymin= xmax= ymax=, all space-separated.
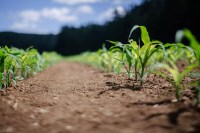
xmin=176 ymin=85 xmax=181 ymax=101
xmin=140 ymin=66 xmax=145 ymax=86
xmin=134 ymin=65 xmax=138 ymax=81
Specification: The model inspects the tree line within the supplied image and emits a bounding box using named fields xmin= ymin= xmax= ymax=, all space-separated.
xmin=0 ymin=0 xmax=199 ymax=55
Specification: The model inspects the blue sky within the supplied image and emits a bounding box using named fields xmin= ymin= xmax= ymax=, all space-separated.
xmin=0 ymin=0 xmax=143 ymax=34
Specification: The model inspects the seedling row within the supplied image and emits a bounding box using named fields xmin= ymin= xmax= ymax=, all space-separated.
xmin=70 ymin=25 xmax=200 ymax=103
xmin=0 ymin=46 xmax=62 ymax=89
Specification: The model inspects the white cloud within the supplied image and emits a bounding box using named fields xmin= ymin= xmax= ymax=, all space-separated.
xmin=11 ymin=7 xmax=78 ymax=32
xmin=77 ymin=5 xmax=94 ymax=14
xmin=11 ymin=21 xmax=37 ymax=30
xmin=53 ymin=0 xmax=100 ymax=5
xmin=112 ymin=0 xmax=128 ymax=4
xmin=10 ymin=22 xmax=51 ymax=34
xmin=97 ymin=6 xmax=126 ymax=23
xmin=19 ymin=10 xmax=40 ymax=22
xmin=99 ymin=8 xmax=114 ymax=21
xmin=115 ymin=6 xmax=126 ymax=16
xmin=112 ymin=0 xmax=143 ymax=5
xmin=41 ymin=7 xmax=77 ymax=22
xmin=11 ymin=10 xmax=40 ymax=31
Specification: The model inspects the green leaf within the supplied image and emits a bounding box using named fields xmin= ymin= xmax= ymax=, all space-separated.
xmin=140 ymin=26 xmax=150 ymax=45
xmin=180 ymin=63 xmax=199 ymax=81
xmin=128 ymin=25 xmax=150 ymax=45
xmin=107 ymin=40 xmax=123 ymax=47
xmin=128 ymin=25 xmax=140 ymax=40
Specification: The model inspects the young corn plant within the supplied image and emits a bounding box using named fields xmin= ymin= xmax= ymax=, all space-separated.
xmin=0 ymin=46 xmax=53 ymax=89
xmin=129 ymin=25 xmax=165 ymax=85
xmin=0 ymin=48 xmax=6 ymax=89
xmin=176 ymin=29 xmax=200 ymax=65
xmin=109 ymin=25 xmax=164 ymax=85
xmin=150 ymin=48 xmax=165 ymax=64
xmin=175 ymin=29 xmax=200 ymax=103
xmin=0 ymin=45 xmax=64 ymax=90
xmin=155 ymin=58 xmax=198 ymax=101
xmin=164 ymin=43 xmax=195 ymax=65
xmin=109 ymin=41 xmax=134 ymax=78
xmin=0 ymin=46 xmax=22 ymax=88
xmin=99 ymin=44 xmax=122 ymax=73
xmin=21 ymin=48 xmax=44 ymax=78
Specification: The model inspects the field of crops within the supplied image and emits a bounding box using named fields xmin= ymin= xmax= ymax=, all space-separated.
xmin=0 ymin=46 xmax=62 ymax=89
xmin=69 ymin=25 xmax=200 ymax=104
xmin=0 ymin=25 xmax=200 ymax=133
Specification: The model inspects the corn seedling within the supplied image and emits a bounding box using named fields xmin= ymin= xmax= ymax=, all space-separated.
xmin=163 ymin=43 xmax=195 ymax=66
xmin=109 ymin=25 xmax=164 ymax=85
xmin=21 ymin=48 xmax=44 ymax=78
xmin=155 ymin=58 xmax=198 ymax=101
xmin=109 ymin=41 xmax=134 ymax=78
xmin=176 ymin=29 xmax=200 ymax=65
xmin=0 ymin=46 xmax=61 ymax=89
xmin=99 ymin=44 xmax=122 ymax=73
xmin=1 ymin=46 xmax=22 ymax=87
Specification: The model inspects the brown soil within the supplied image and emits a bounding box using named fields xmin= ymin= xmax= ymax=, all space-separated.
xmin=0 ymin=61 xmax=200 ymax=133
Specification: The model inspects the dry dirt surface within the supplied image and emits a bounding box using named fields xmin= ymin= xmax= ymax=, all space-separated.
xmin=0 ymin=61 xmax=200 ymax=133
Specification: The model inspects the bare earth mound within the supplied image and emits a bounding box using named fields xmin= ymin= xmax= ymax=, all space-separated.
xmin=0 ymin=61 xmax=200 ymax=133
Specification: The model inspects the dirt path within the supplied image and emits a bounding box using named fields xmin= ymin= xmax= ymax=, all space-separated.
xmin=0 ymin=61 xmax=200 ymax=133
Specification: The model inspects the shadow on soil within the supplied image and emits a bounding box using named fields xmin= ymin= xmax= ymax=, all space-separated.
xmin=128 ymin=99 xmax=172 ymax=106
xmin=190 ymin=125 xmax=200 ymax=133
xmin=143 ymin=107 xmax=200 ymax=133
xmin=144 ymin=108 xmax=188 ymax=125
xmin=98 ymin=81 xmax=142 ymax=96
xmin=126 ymin=99 xmax=200 ymax=132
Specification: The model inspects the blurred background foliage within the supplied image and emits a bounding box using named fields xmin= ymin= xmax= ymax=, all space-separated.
xmin=0 ymin=0 xmax=199 ymax=55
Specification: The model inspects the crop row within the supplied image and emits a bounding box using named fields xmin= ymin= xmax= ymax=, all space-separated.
xmin=0 ymin=46 xmax=62 ymax=89
xmin=69 ymin=25 xmax=200 ymax=103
